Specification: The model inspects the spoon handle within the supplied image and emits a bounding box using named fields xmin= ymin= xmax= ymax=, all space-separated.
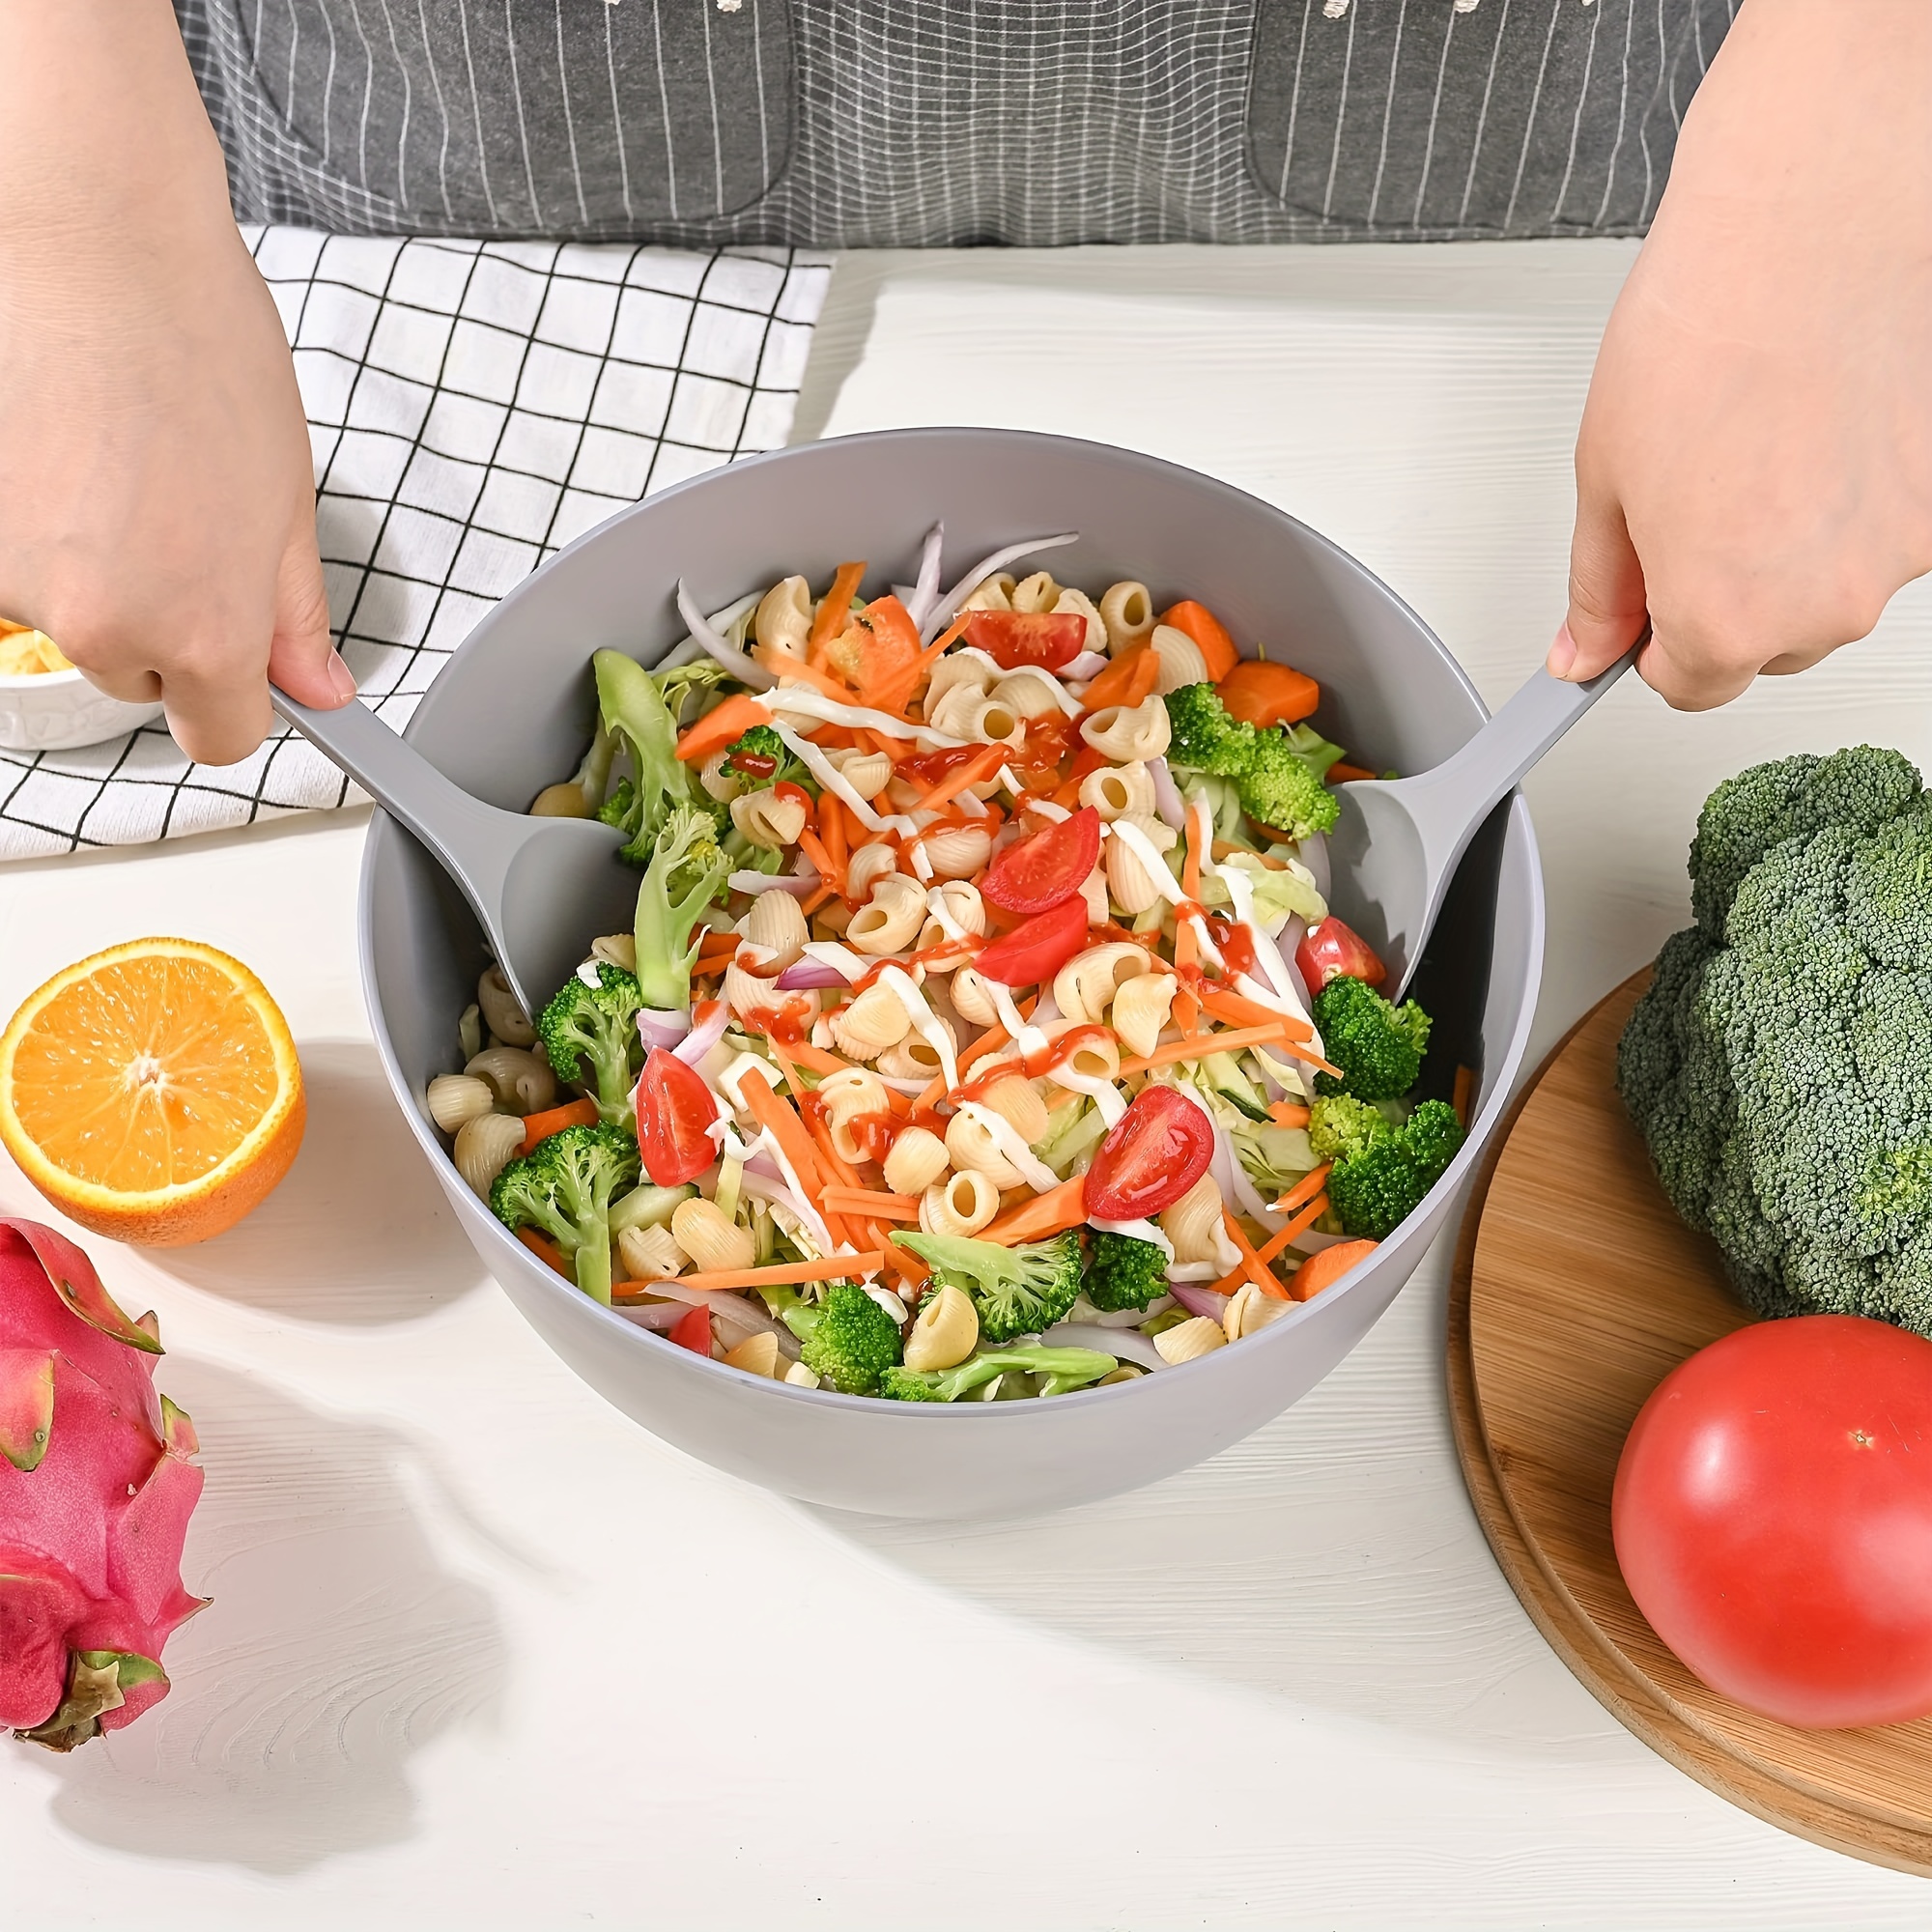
xmin=270 ymin=688 xmax=515 ymax=906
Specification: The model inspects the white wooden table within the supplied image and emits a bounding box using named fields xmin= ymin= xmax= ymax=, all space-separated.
xmin=5 ymin=242 xmax=1932 ymax=1928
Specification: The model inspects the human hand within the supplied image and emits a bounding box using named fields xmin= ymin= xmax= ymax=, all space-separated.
xmin=1552 ymin=0 xmax=1932 ymax=710
xmin=0 ymin=0 xmax=352 ymax=767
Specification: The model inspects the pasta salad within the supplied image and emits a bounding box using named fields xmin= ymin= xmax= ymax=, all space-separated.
xmin=424 ymin=527 xmax=1466 ymax=1402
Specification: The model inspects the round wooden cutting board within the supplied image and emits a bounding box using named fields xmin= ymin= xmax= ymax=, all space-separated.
xmin=1450 ymin=972 xmax=1932 ymax=1876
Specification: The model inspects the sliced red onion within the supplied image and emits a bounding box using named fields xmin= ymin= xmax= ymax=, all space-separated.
xmin=777 ymin=958 xmax=849 ymax=991
xmin=732 ymin=870 xmax=817 ymax=895
xmin=1165 ymin=1277 xmax=1232 ymax=1321
xmin=906 ymin=520 xmax=946 ymax=630
xmin=1148 ymin=755 xmax=1187 ymax=833
xmin=677 ymin=578 xmax=774 ymax=691
xmin=1039 ymin=1321 xmax=1163 ymax=1370
xmin=923 ymin=532 xmax=1079 ymax=640
xmin=636 ymin=1007 xmax=692 ymax=1051
xmin=1296 ymin=830 xmax=1331 ymax=899
xmin=1063 ymin=650 xmax=1109 ymax=684
xmin=671 ymin=1000 xmax=730 ymax=1065
xmin=615 ymin=1300 xmax=692 ymax=1332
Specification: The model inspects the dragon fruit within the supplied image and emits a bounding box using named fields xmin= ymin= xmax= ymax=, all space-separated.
xmin=0 ymin=1217 xmax=206 ymax=1751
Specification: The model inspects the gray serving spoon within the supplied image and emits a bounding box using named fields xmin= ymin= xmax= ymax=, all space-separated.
xmin=1322 ymin=647 xmax=1638 ymax=1000
xmin=271 ymin=688 xmax=635 ymax=1021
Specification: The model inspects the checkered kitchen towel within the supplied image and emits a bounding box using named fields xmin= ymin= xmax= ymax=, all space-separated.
xmin=0 ymin=228 xmax=831 ymax=859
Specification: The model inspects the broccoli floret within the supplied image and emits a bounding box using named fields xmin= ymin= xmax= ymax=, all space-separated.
xmin=781 ymin=1281 xmax=903 ymax=1395
xmin=1306 ymin=1093 xmax=1392 ymax=1165
xmin=537 ymin=962 xmax=644 ymax=1124
xmin=1237 ymin=727 xmax=1343 ymax=844
xmin=1164 ymin=683 xmax=1257 ymax=777
xmin=633 ymin=803 xmax=734 ymax=1011
xmin=1323 ymin=1098 xmax=1465 ymax=1239
xmin=490 ymin=1122 xmax=640 ymax=1306
xmin=892 ymin=1231 xmax=1084 ymax=1343
xmin=1082 ymin=1230 xmax=1170 ymax=1312
xmin=880 ymin=1345 xmax=1119 ymax=1403
xmin=720 ymin=724 xmax=812 ymax=791
xmin=592 ymin=649 xmax=719 ymax=865
xmin=1619 ymin=748 xmax=1932 ymax=1332
xmin=1311 ymin=975 xmax=1433 ymax=1100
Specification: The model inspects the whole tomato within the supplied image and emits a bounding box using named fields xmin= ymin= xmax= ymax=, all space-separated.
xmin=1612 ymin=1314 xmax=1932 ymax=1729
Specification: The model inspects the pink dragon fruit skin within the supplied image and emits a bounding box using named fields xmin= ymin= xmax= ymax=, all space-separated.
xmin=0 ymin=1218 xmax=207 ymax=1750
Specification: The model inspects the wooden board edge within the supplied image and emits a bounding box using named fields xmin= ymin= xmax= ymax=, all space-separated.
xmin=1446 ymin=979 xmax=1932 ymax=1879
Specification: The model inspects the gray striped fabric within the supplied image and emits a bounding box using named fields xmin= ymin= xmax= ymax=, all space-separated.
xmin=179 ymin=0 xmax=1737 ymax=247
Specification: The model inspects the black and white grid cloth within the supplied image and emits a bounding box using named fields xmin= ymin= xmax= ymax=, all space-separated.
xmin=0 ymin=229 xmax=831 ymax=860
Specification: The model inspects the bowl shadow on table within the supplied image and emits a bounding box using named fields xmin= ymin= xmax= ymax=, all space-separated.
xmin=147 ymin=1038 xmax=484 ymax=1323
xmin=27 ymin=1357 xmax=507 ymax=1875
xmin=801 ymin=1264 xmax=1588 ymax=1757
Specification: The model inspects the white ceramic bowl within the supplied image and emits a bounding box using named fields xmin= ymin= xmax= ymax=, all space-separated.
xmin=0 ymin=666 xmax=164 ymax=753
xmin=359 ymin=429 xmax=1545 ymax=1520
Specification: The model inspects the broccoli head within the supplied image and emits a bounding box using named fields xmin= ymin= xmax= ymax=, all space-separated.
xmin=720 ymin=724 xmax=812 ymax=791
xmin=781 ymin=1280 xmax=903 ymax=1395
xmin=490 ymin=1122 xmax=640 ymax=1306
xmin=1306 ymin=1093 xmax=1391 ymax=1165
xmin=1164 ymin=683 xmax=1257 ymax=777
xmin=881 ymin=1345 xmax=1119 ymax=1402
xmin=537 ymin=962 xmax=644 ymax=1123
xmin=892 ymin=1230 xmax=1084 ymax=1343
xmin=633 ymin=802 xmax=734 ymax=1011
xmin=1619 ymin=749 xmax=1932 ymax=1332
xmin=1082 ymin=1230 xmax=1170 ymax=1313
xmin=1311 ymin=975 xmax=1433 ymax=1100
xmin=1322 ymin=1098 xmax=1465 ymax=1239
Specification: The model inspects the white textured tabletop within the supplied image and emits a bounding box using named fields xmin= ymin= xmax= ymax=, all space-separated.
xmin=5 ymin=242 xmax=1932 ymax=1929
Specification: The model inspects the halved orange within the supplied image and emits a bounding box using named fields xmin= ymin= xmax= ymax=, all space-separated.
xmin=0 ymin=938 xmax=304 ymax=1246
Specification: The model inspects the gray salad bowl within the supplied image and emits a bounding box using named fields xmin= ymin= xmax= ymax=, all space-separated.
xmin=359 ymin=427 xmax=1543 ymax=1520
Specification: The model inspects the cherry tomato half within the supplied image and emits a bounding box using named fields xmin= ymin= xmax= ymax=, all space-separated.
xmin=668 ymin=1302 xmax=713 ymax=1354
xmin=1083 ymin=1087 xmax=1215 ymax=1222
xmin=980 ymin=807 xmax=1102 ymax=915
xmin=962 ymin=610 xmax=1088 ymax=672
xmin=634 ymin=1047 xmax=720 ymax=1186
xmin=1614 ymin=1315 xmax=1932 ymax=1729
xmin=1294 ymin=916 xmax=1385 ymax=991
xmin=973 ymin=895 xmax=1093 ymax=988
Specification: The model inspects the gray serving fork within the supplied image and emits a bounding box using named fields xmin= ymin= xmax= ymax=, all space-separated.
xmin=1322 ymin=648 xmax=1638 ymax=1000
xmin=271 ymin=687 xmax=635 ymax=1021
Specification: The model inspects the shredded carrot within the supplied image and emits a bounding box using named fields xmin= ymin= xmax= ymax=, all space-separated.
xmin=804 ymin=1110 xmax=866 ymax=1192
xmin=674 ymin=693 xmax=774 ymax=765
xmin=517 ymin=1227 xmax=571 ymax=1278
xmin=874 ymin=612 xmax=971 ymax=717
xmin=911 ymin=1074 xmax=948 ymax=1113
xmin=1273 ymin=1161 xmax=1332 ymax=1215
xmin=737 ymin=1065 xmax=827 ymax=1194
xmin=1118 ymin=1022 xmax=1301 ymax=1075
xmin=1452 ymin=1064 xmax=1475 ymax=1130
xmin=1288 ymin=1238 xmax=1377 ymax=1303
xmin=755 ymin=649 xmax=859 ymax=704
xmin=1267 ymin=1101 xmax=1311 ymax=1129
xmin=808 ymin=561 xmax=867 ymax=664
xmin=801 ymin=883 xmax=836 ymax=917
xmin=518 ymin=1096 xmax=601 ymax=1153
xmin=1218 ymin=1208 xmax=1292 ymax=1301
xmin=757 ymin=1033 xmax=851 ymax=1078
xmin=1171 ymin=986 xmax=1200 ymax=1036
xmin=909 ymin=743 xmax=1005 ymax=814
xmin=797 ymin=827 xmax=843 ymax=897
xmin=620 ymin=1251 xmax=889 ymax=1295
xmin=955 ymin=1024 xmax=1012 ymax=1080
xmin=822 ymin=1187 xmax=923 ymax=1221
xmin=820 ymin=792 xmax=850 ymax=886
xmin=980 ymin=1176 xmax=1089 ymax=1246
xmin=1327 ymin=762 xmax=1377 ymax=784
xmin=1212 ymin=1194 xmax=1330 ymax=1293
xmin=1200 ymin=986 xmax=1314 ymax=1041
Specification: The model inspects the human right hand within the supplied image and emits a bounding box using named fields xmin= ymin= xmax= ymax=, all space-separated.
xmin=0 ymin=0 xmax=352 ymax=767
xmin=1552 ymin=0 xmax=1932 ymax=710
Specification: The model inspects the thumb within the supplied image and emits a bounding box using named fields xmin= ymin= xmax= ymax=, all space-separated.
xmin=264 ymin=522 xmax=354 ymax=708
xmin=1551 ymin=480 xmax=1649 ymax=682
